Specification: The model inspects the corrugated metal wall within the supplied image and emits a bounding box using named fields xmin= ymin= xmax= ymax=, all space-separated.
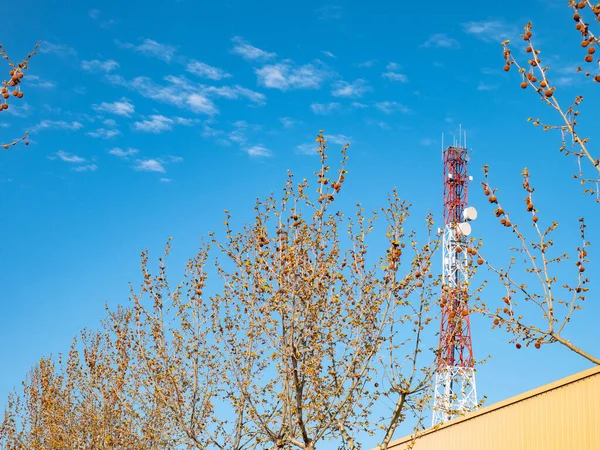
xmin=386 ymin=366 xmax=600 ymax=450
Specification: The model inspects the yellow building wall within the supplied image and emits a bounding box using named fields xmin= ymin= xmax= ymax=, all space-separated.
xmin=386 ymin=366 xmax=600 ymax=450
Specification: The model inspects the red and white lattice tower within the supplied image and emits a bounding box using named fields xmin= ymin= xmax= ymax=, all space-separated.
xmin=432 ymin=142 xmax=478 ymax=426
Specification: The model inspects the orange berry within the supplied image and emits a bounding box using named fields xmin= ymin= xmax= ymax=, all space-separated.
xmin=11 ymin=90 xmax=17 ymax=96
xmin=581 ymin=40 xmax=589 ymax=47
xmin=534 ymin=342 xmax=541 ymax=349
xmin=579 ymin=265 xmax=586 ymax=273
xmin=545 ymin=89 xmax=553 ymax=97
xmin=17 ymin=92 xmax=23 ymax=98
xmin=1 ymin=103 xmax=7 ymax=110
xmin=574 ymin=13 xmax=581 ymax=21
xmin=532 ymin=215 xmax=538 ymax=222
xmin=2 ymin=93 xmax=7 ymax=99
xmin=588 ymin=47 xmax=596 ymax=54
xmin=3 ymin=145 xmax=8 ymax=149
xmin=489 ymin=195 xmax=497 ymax=203
xmin=595 ymin=75 xmax=600 ymax=82
xmin=576 ymin=23 xmax=583 ymax=30
xmin=493 ymin=318 xmax=499 ymax=325
xmin=17 ymin=72 xmax=23 ymax=79
xmin=25 ymin=141 xmax=29 ymax=146
xmin=503 ymin=64 xmax=510 ymax=72
xmin=526 ymin=46 xmax=532 ymax=53
xmin=505 ymin=220 xmax=512 ymax=227
xmin=585 ymin=55 xmax=593 ymax=62
xmin=578 ymin=1 xmax=585 ymax=8
xmin=540 ymin=80 xmax=547 ymax=87
xmin=516 ymin=343 xmax=522 ymax=349
xmin=520 ymin=81 xmax=528 ymax=89
xmin=530 ymin=76 xmax=537 ymax=82
xmin=477 ymin=258 xmax=484 ymax=265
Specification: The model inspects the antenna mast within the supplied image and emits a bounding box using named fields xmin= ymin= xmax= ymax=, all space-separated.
xmin=432 ymin=139 xmax=478 ymax=425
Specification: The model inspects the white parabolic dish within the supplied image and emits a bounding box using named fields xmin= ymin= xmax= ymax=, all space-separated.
xmin=463 ymin=206 xmax=478 ymax=221
xmin=457 ymin=222 xmax=472 ymax=236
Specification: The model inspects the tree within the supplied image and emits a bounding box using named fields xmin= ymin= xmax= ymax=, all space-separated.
xmin=0 ymin=41 xmax=40 ymax=149
xmin=1 ymin=133 xmax=443 ymax=449
xmin=475 ymin=1 xmax=599 ymax=365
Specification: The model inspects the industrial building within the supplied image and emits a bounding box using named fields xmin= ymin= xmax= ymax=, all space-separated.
xmin=386 ymin=365 xmax=600 ymax=450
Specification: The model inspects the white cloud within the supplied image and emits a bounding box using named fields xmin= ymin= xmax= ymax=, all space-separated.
xmin=296 ymin=143 xmax=317 ymax=155
xmin=55 ymin=150 xmax=85 ymax=163
xmin=461 ymin=20 xmax=518 ymax=43
xmin=231 ymin=36 xmax=276 ymax=61
xmin=92 ymin=98 xmax=134 ymax=117
xmin=26 ymin=75 xmax=56 ymax=88
xmin=81 ymin=59 xmax=119 ymax=73
xmin=257 ymin=62 xmax=329 ymax=90
xmin=103 ymin=118 xmax=117 ymax=127
xmin=187 ymin=93 xmax=219 ymax=115
xmin=89 ymin=9 xmax=100 ymax=19
xmin=116 ymin=38 xmax=178 ymax=63
xmin=357 ymin=60 xmax=376 ymax=68
xmin=331 ymin=79 xmax=371 ymax=98
xmin=33 ymin=120 xmax=83 ymax=132
xmin=420 ymin=138 xmax=436 ymax=146
xmin=6 ymin=103 xmax=32 ymax=118
xmin=280 ymin=117 xmax=297 ymax=128
xmin=316 ymin=5 xmax=342 ymax=20
xmin=73 ymin=164 xmax=98 ymax=172
xmin=351 ymin=101 xmax=368 ymax=109
xmin=386 ymin=62 xmax=401 ymax=71
xmin=244 ymin=145 xmax=272 ymax=158
xmin=133 ymin=115 xmax=174 ymax=133
xmin=477 ymin=81 xmax=499 ymax=91
xmin=135 ymin=159 xmax=165 ymax=172
xmin=160 ymin=178 xmax=172 ymax=183
xmin=311 ymin=102 xmax=340 ymax=115
xmin=39 ymin=41 xmax=76 ymax=56
xmin=321 ymin=50 xmax=336 ymax=58
xmin=382 ymin=72 xmax=408 ymax=82
xmin=327 ymin=134 xmax=351 ymax=145
xmin=167 ymin=155 xmax=184 ymax=163
xmin=375 ymin=101 xmax=412 ymax=114
xmin=422 ymin=33 xmax=461 ymax=49
xmin=186 ymin=60 xmax=231 ymax=80
xmin=86 ymin=128 xmax=120 ymax=139
xmin=109 ymin=147 xmax=139 ymax=158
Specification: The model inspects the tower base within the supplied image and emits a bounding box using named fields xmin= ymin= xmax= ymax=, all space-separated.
xmin=432 ymin=366 xmax=478 ymax=426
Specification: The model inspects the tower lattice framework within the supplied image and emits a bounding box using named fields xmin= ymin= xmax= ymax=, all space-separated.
xmin=432 ymin=145 xmax=477 ymax=426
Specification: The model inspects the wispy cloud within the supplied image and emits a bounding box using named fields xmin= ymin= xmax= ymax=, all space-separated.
xmin=357 ymin=60 xmax=376 ymax=68
xmin=375 ymin=101 xmax=411 ymax=114
xmin=316 ymin=5 xmax=342 ymax=20
xmin=186 ymin=60 xmax=231 ymax=80
xmin=231 ymin=36 xmax=276 ymax=61
xmin=420 ymin=138 xmax=436 ymax=146
xmin=331 ymin=79 xmax=371 ymax=98
xmin=321 ymin=50 xmax=336 ymax=58
xmin=256 ymin=61 xmax=330 ymax=90
xmin=86 ymin=128 xmax=120 ymax=139
xmin=327 ymin=134 xmax=352 ymax=145
xmin=109 ymin=147 xmax=139 ymax=158
xmin=81 ymin=59 xmax=119 ymax=73
xmin=311 ymin=102 xmax=340 ymax=115
xmin=382 ymin=72 xmax=408 ymax=82
xmin=280 ymin=117 xmax=298 ymax=128
xmin=55 ymin=150 xmax=85 ymax=163
xmin=134 ymin=159 xmax=165 ymax=172
xmin=133 ymin=115 xmax=174 ymax=133
xmin=421 ymin=33 xmax=461 ymax=49
xmin=477 ymin=81 xmax=499 ymax=91
xmin=89 ymin=9 xmax=100 ymax=19
xmin=39 ymin=41 xmax=76 ymax=56
xmin=116 ymin=38 xmax=179 ymax=63
xmin=160 ymin=178 xmax=171 ymax=183
xmin=108 ymin=74 xmax=263 ymax=115
xmin=73 ymin=164 xmax=98 ymax=172
xmin=26 ymin=75 xmax=56 ymax=89
xmin=33 ymin=120 xmax=83 ymax=132
xmin=244 ymin=145 xmax=272 ymax=158
xmin=92 ymin=97 xmax=135 ymax=117
xmin=461 ymin=20 xmax=518 ymax=43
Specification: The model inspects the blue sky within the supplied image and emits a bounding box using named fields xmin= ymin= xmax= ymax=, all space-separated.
xmin=1 ymin=0 xmax=599 ymax=444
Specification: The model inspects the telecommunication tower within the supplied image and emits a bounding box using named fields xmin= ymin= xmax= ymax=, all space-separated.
xmin=432 ymin=133 xmax=478 ymax=426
